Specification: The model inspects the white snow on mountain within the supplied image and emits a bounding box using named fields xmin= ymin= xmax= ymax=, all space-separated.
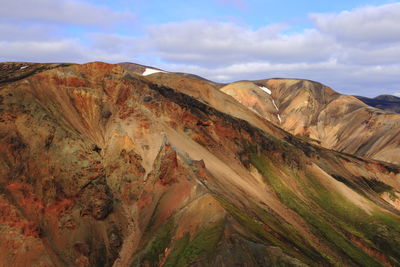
xmin=142 ymin=68 xmax=166 ymax=76
xmin=259 ymin=86 xmax=271 ymax=95
xmin=272 ymin=99 xmax=279 ymax=111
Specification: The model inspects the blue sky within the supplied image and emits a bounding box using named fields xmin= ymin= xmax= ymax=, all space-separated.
xmin=1 ymin=0 xmax=400 ymax=96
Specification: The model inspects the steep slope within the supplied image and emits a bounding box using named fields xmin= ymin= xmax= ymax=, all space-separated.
xmin=220 ymin=81 xmax=282 ymax=125
xmin=120 ymin=64 xmax=286 ymax=140
xmin=0 ymin=62 xmax=400 ymax=267
xmin=355 ymin=95 xmax=400 ymax=114
xmin=219 ymin=79 xmax=400 ymax=164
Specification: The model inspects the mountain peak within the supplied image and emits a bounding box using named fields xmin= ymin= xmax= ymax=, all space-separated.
xmin=355 ymin=94 xmax=400 ymax=114
xmin=374 ymin=94 xmax=400 ymax=102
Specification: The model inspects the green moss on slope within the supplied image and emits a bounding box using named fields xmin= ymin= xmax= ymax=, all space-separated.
xmin=217 ymin=197 xmax=328 ymax=266
xmin=132 ymin=218 xmax=174 ymax=267
xmin=249 ymin=151 xmax=386 ymax=266
xmin=164 ymin=220 xmax=224 ymax=267
xmin=163 ymin=233 xmax=190 ymax=267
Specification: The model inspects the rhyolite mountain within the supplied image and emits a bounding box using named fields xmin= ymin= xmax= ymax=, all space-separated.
xmin=219 ymin=79 xmax=400 ymax=164
xmin=355 ymin=95 xmax=400 ymax=114
xmin=0 ymin=62 xmax=399 ymax=267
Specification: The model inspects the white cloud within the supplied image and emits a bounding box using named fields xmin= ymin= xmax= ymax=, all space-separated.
xmin=0 ymin=0 xmax=134 ymax=27
xmin=0 ymin=37 xmax=145 ymax=63
xmin=89 ymin=33 xmax=138 ymax=52
xmin=146 ymin=21 xmax=336 ymax=66
xmin=0 ymin=24 xmax=59 ymax=41
xmin=0 ymin=0 xmax=137 ymax=62
xmin=0 ymin=40 xmax=84 ymax=62
xmin=339 ymin=45 xmax=400 ymax=65
xmin=310 ymin=3 xmax=400 ymax=43
xmin=142 ymin=4 xmax=400 ymax=96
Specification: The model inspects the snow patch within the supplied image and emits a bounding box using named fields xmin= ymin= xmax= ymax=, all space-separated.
xmin=20 ymin=66 xmax=28 ymax=70
xmin=259 ymin=86 xmax=271 ymax=95
xmin=272 ymin=99 xmax=279 ymax=111
xmin=142 ymin=68 xmax=166 ymax=76
xmin=271 ymin=99 xmax=281 ymax=123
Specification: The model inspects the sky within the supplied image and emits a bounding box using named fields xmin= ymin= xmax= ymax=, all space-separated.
xmin=1 ymin=0 xmax=400 ymax=97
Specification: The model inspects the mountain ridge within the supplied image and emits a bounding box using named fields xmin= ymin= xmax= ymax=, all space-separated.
xmin=215 ymin=77 xmax=400 ymax=164
xmin=0 ymin=61 xmax=399 ymax=266
xmin=355 ymin=94 xmax=400 ymax=114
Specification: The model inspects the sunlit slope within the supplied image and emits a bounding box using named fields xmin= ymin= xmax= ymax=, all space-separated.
xmin=217 ymin=78 xmax=400 ymax=164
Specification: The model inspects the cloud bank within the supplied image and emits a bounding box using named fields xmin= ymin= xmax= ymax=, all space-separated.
xmin=0 ymin=0 xmax=399 ymax=96
xmin=0 ymin=0 xmax=133 ymax=26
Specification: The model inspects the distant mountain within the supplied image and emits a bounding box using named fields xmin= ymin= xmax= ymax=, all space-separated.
xmin=375 ymin=94 xmax=400 ymax=101
xmin=355 ymin=94 xmax=400 ymax=113
xmin=219 ymin=79 xmax=400 ymax=164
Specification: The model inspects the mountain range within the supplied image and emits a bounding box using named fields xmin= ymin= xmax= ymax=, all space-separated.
xmin=0 ymin=62 xmax=399 ymax=267
xmin=354 ymin=95 xmax=400 ymax=114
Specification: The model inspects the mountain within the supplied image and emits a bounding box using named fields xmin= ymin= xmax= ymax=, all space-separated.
xmin=0 ymin=62 xmax=399 ymax=267
xmin=219 ymin=79 xmax=400 ymax=164
xmin=355 ymin=95 xmax=400 ymax=114
xmin=375 ymin=95 xmax=400 ymax=102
